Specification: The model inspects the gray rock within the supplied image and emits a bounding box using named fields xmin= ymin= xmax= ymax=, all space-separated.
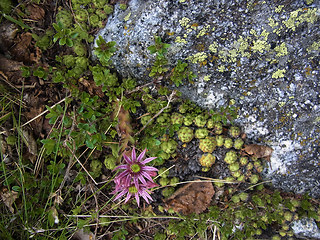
xmin=291 ymin=218 xmax=320 ymax=239
xmin=95 ymin=0 xmax=320 ymax=197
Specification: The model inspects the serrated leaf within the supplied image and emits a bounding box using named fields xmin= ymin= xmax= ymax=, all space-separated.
xmin=86 ymin=139 xmax=94 ymax=149
xmin=41 ymin=139 xmax=56 ymax=155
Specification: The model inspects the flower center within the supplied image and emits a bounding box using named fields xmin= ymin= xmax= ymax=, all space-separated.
xmin=128 ymin=185 xmax=138 ymax=194
xmin=130 ymin=163 xmax=141 ymax=173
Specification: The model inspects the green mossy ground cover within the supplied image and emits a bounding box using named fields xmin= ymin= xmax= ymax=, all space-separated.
xmin=0 ymin=1 xmax=319 ymax=239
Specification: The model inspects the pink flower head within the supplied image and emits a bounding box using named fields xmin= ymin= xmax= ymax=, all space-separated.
xmin=112 ymin=180 xmax=158 ymax=207
xmin=114 ymin=148 xmax=158 ymax=189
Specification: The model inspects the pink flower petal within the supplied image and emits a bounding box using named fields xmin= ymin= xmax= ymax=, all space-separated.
xmin=145 ymin=181 xmax=158 ymax=188
xmin=141 ymin=157 xmax=157 ymax=165
xmin=141 ymin=171 xmax=154 ymax=182
xmin=123 ymin=153 xmax=132 ymax=164
xmin=124 ymin=174 xmax=132 ymax=186
xmin=139 ymin=189 xmax=152 ymax=203
xmin=122 ymin=153 xmax=132 ymax=164
xmin=131 ymin=147 xmax=136 ymax=162
xmin=135 ymin=192 xmax=140 ymax=206
xmin=114 ymin=189 xmax=127 ymax=201
xmin=133 ymin=177 xmax=140 ymax=189
xmin=148 ymin=171 xmax=157 ymax=177
xmin=141 ymin=166 xmax=158 ymax=172
xmin=113 ymin=165 xmax=128 ymax=171
xmin=138 ymin=175 xmax=147 ymax=185
xmin=137 ymin=148 xmax=147 ymax=162
xmin=115 ymin=170 xmax=130 ymax=182
xmin=124 ymin=191 xmax=132 ymax=203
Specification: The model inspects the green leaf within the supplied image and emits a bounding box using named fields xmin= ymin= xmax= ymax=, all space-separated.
xmin=147 ymin=45 xmax=157 ymax=54
xmin=70 ymin=32 xmax=79 ymax=39
xmin=48 ymin=209 xmax=55 ymax=227
xmin=86 ymin=139 xmax=94 ymax=149
xmin=53 ymin=34 xmax=59 ymax=43
xmin=21 ymin=66 xmax=31 ymax=77
xmin=3 ymin=13 xmax=31 ymax=30
xmin=33 ymin=67 xmax=45 ymax=78
xmin=59 ymin=37 xmax=67 ymax=46
xmin=41 ymin=139 xmax=56 ymax=155
xmin=53 ymin=23 xmax=61 ymax=31
xmin=66 ymin=38 xmax=73 ymax=47
xmin=12 ymin=186 xmax=21 ymax=192
xmin=163 ymin=43 xmax=171 ymax=49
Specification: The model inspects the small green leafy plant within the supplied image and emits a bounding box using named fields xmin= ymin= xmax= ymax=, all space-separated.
xmin=94 ymin=36 xmax=117 ymax=66
xmin=170 ymin=60 xmax=195 ymax=86
xmin=148 ymin=36 xmax=170 ymax=77
xmin=53 ymin=21 xmax=78 ymax=47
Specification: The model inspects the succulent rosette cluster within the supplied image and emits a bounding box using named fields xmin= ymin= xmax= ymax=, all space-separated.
xmin=112 ymin=148 xmax=158 ymax=206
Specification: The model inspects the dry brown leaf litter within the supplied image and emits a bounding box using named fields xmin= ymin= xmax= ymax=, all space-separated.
xmin=164 ymin=180 xmax=214 ymax=215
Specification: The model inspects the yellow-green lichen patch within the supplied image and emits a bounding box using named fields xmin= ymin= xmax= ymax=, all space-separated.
xmin=250 ymin=30 xmax=270 ymax=53
xmin=307 ymin=41 xmax=320 ymax=53
xmin=250 ymin=29 xmax=257 ymax=37
xmin=186 ymin=52 xmax=208 ymax=64
xmin=237 ymin=36 xmax=250 ymax=55
xmin=218 ymin=49 xmax=229 ymax=63
xmin=209 ymin=42 xmax=218 ymax=53
xmin=274 ymin=42 xmax=288 ymax=57
xmin=179 ymin=17 xmax=191 ymax=28
xmin=124 ymin=11 xmax=131 ymax=21
xmin=261 ymin=30 xmax=270 ymax=40
xmin=273 ymin=25 xmax=284 ymax=36
xmin=275 ymin=5 xmax=284 ymax=13
xmin=268 ymin=17 xmax=279 ymax=28
xmin=203 ymin=75 xmax=211 ymax=82
xmin=272 ymin=69 xmax=286 ymax=79
xmin=252 ymin=39 xmax=271 ymax=53
xmin=196 ymin=24 xmax=211 ymax=38
xmin=227 ymin=49 xmax=238 ymax=63
xmin=283 ymin=8 xmax=318 ymax=31
xmin=175 ymin=36 xmax=187 ymax=44
xmin=278 ymin=102 xmax=286 ymax=108
xmin=218 ymin=65 xmax=226 ymax=72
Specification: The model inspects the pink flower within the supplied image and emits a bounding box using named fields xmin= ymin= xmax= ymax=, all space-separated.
xmin=112 ymin=181 xmax=158 ymax=206
xmin=114 ymin=148 xmax=158 ymax=189
xmin=112 ymin=148 xmax=159 ymax=206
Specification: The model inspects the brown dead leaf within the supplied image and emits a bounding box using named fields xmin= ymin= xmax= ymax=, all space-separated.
xmin=0 ymin=56 xmax=25 ymax=86
xmin=10 ymin=32 xmax=33 ymax=63
xmin=79 ymin=78 xmax=104 ymax=98
xmin=1 ymin=188 xmax=18 ymax=213
xmin=24 ymin=105 xmax=45 ymax=137
xmin=0 ymin=55 xmax=24 ymax=72
xmin=242 ymin=144 xmax=273 ymax=161
xmin=164 ymin=180 xmax=214 ymax=215
xmin=26 ymin=4 xmax=45 ymax=21
xmin=22 ymin=129 xmax=38 ymax=163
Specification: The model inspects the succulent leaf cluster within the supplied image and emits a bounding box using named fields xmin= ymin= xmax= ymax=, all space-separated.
xmin=177 ymin=127 xmax=194 ymax=143
xmin=171 ymin=112 xmax=184 ymax=125
xmin=199 ymin=136 xmax=217 ymax=153
xmin=199 ymin=153 xmax=216 ymax=167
